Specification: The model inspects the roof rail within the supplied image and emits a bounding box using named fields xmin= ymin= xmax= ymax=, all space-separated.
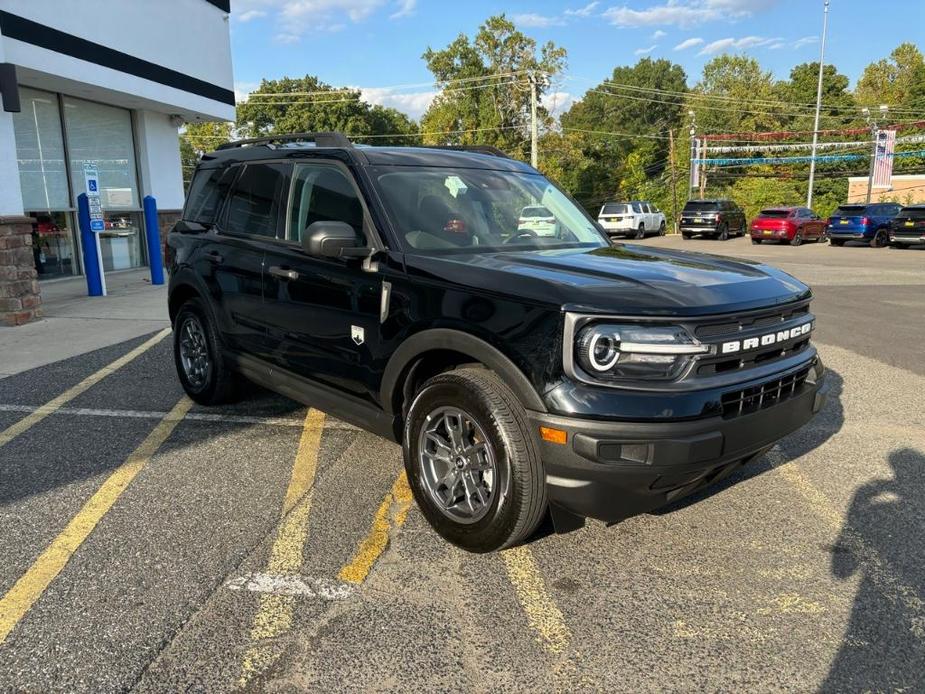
xmin=427 ymin=145 xmax=511 ymax=159
xmin=216 ymin=132 xmax=352 ymax=150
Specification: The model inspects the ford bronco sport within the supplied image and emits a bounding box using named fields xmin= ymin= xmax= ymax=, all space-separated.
xmin=167 ymin=132 xmax=825 ymax=553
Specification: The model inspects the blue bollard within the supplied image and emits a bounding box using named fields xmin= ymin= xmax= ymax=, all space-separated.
xmin=143 ymin=195 xmax=165 ymax=285
xmin=77 ymin=194 xmax=104 ymax=297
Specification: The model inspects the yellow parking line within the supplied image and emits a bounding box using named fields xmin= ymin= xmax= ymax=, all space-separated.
xmin=0 ymin=395 xmax=192 ymax=646
xmin=500 ymin=545 xmax=572 ymax=655
xmin=0 ymin=328 xmax=171 ymax=449
xmin=338 ymin=471 xmax=413 ymax=585
xmin=239 ymin=408 xmax=326 ymax=687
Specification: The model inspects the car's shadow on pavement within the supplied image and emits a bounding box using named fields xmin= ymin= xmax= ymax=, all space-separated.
xmin=820 ymin=446 xmax=925 ymax=692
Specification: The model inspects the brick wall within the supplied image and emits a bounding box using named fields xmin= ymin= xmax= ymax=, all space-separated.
xmin=0 ymin=216 xmax=42 ymax=326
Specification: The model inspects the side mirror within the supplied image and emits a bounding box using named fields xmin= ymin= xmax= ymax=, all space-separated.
xmin=303 ymin=220 xmax=363 ymax=258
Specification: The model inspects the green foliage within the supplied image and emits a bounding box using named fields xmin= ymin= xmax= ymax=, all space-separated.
xmin=419 ymin=14 xmax=566 ymax=159
xmin=855 ymin=43 xmax=925 ymax=112
xmin=236 ymin=75 xmax=419 ymax=145
xmin=179 ymin=121 xmax=234 ymax=189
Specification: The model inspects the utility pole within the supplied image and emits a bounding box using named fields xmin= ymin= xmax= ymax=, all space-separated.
xmin=806 ymin=0 xmax=830 ymax=208
xmin=688 ymin=110 xmax=696 ymax=195
xmin=864 ymin=105 xmax=889 ymax=203
xmin=699 ymin=137 xmax=707 ymax=200
xmin=529 ymin=72 xmax=538 ymax=169
xmin=669 ymin=128 xmax=678 ymax=233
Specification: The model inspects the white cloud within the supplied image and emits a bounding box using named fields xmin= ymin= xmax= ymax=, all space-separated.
xmin=360 ymin=87 xmax=436 ymax=120
xmin=234 ymin=81 xmax=261 ymax=102
xmin=634 ymin=45 xmax=657 ymax=55
xmin=513 ymin=13 xmax=566 ymax=27
xmin=542 ymin=91 xmax=578 ymax=115
xmin=274 ymin=32 xmax=303 ymax=44
xmin=674 ymin=37 xmax=704 ymax=50
xmin=651 ymin=29 xmax=667 ymax=39
xmin=793 ymin=35 xmax=818 ymax=49
xmin=236 ymin=9 xmax=266 ymax=21
xmin=565 ymin=1 xmax=600 ymax=17
xmin=603 ymin=0 xmax=777 ymax=28
xmin=390 ymin=0 xmax=416 ymax=19
xmin=698 ymin=35 xmax=781 ymax=54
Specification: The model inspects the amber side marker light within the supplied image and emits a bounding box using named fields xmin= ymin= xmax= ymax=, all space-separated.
xmin=539 ymin=426 xmax=568 ymax=445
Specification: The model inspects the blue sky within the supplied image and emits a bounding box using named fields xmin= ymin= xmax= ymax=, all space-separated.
xmin=229 ymin=0 xmax=925 ymax=119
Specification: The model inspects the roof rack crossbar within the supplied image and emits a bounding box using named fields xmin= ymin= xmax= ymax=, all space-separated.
xmin=217 ymin=132 xmax=352 ymax=150
xmin=427 ymin=145 xmax=511 ymax=159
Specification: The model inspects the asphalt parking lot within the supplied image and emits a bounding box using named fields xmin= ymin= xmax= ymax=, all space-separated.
xmin=1 ymin=235 xmax=923 ymax=692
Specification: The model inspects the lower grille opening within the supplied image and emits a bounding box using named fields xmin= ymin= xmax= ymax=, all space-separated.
xmin=721 ymin=367 xmax=810 ymax=419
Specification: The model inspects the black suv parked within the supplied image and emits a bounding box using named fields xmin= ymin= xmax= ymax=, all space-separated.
xmin=889 ymin=204 xmax=925 ymax=248
xmin=680 ymin=199 xmax=747 ymax=240
xmin=168 ymin=133 xmax=825 ymax=552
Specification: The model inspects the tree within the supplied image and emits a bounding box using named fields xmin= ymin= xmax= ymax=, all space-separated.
xmin=419 ymin=15 xmax=566 ymax=159
xmin=855 ymin=43 xmax=925 ymax=112
xmin=778 ymin=62 xmax=858 ymax=130
xmin=179 ymin=120 xmax=233 ymax=190
xmin=236 ymin=75 xmax=419 ymax=145
xmin=692 ymin=55 xmax=782 ymax=135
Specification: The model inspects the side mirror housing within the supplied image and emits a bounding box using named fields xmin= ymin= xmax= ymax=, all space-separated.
xmin=303 ymin=220 xmax=362 ymax=258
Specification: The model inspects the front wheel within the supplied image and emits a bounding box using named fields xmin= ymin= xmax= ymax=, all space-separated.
xmin=870 ymin=228 xmax=889 ymax=248
xmin=403 ymin=368 xmax=547 ymax=553
xmin=173 ymin=298 xmax=239 ymax=405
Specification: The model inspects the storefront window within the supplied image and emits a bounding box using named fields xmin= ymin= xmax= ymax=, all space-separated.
xmin=28 ymin=211 xmax=79 ymax=280
xmin=62 ymin=96 xmax=145 ymax=272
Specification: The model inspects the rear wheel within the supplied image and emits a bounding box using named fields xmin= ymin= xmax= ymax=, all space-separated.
xmin=635 ymin=223 xmax=645 ymax=240
xmin=403 ymin=368 xmax=547 ymax=553
xmin=830 ymin=239 xmax=845 ymax=247
xmin=658 ymin=221 xmax=666 ymax=236
xmin=751 ymin=238 xmax=762 ymax=245
xmin=173 ymin=298 xmax=239 ymax=405
xmin=717 ymin=223 xmax=729 ymax=241
xmin=682 ymin=232 xmax=693 ymax=240
xmin=870 ymin=228 xmax=889 ymax=248
xmin=791 ymin=232 xmax=803 ymax=246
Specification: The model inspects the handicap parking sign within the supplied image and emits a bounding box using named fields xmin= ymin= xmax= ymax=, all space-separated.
xmin=88 ymin=179 xmax=98 ymax=192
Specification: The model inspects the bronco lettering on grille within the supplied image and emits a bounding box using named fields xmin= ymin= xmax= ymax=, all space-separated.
xmin=720 ymin=321 xmax=812 ymax=354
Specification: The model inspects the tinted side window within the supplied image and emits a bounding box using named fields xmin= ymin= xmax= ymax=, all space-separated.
xmin=288 ymin=163 xmax=364 ymax=243
xmin=224 ymin=163 xmax=288 ymax=237
xmin=184 ymin=167 xmax=236 ymax=224
xmin=632 ymin=202 xmax=642 ymax=213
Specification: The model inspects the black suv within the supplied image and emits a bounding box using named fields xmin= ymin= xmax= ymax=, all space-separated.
xmin=168 ymin=133 xmax=825 ymax=552
xmin=680 ymin=199 xmax=747 ymax=240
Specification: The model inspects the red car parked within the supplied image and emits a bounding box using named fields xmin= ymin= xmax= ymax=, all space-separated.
xmin=750 ymin=207 xmax=827 ymax=246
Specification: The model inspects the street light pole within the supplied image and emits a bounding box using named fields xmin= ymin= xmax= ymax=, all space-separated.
xmin=806 ymin=0 xmax=830 ymax=209
xmin=865 ymin=105 xmax=889 ymax=203
xmin=529 ymin=72 xmax=538 ymax=169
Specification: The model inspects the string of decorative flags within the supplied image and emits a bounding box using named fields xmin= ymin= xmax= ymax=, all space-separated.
xmin=693 ymin=149 xmax=925 ymax=167
xmin=702 ymin=120 xmax=925 ymax=142
xmin=704 ymin=134 xmax=925 ymax=154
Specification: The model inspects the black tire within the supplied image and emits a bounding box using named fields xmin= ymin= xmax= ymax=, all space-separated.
xmin=658 ymin=221 xmax=666 ymax=236
xmin=870 ymin=228 xmax=888 ymax=248
xmin=403 ymin=368 xmax=547 ymax=553
xmin=791 ymin=232 xmax=803 ymax=247
xmin=173 ymin=297 xmax=239 ymax=405
xmin=717 ymin=223 xmax=729 ymax=241
xmin=830 ymin=239 xmax=845 ymax=247
xmin=635 ymin=223 xmax=645 ymax=240
xmin=682 ymin=232 xmax=692 ymax=240
xmin=751 ymin=238 xmax=761 ymax=245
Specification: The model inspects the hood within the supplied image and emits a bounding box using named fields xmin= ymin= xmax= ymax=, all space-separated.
xmin=406 ymin=243 xmax=810 ymax=316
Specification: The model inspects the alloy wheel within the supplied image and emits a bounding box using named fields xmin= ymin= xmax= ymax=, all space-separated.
xmin=178 ymin=314 xmax=211 ymax=390
xmin=418 ymin=406 xmax=497 ymax=524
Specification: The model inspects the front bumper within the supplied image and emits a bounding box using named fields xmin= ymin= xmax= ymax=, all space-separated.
xmin=529 ymin=361 xmax=826 ymax=523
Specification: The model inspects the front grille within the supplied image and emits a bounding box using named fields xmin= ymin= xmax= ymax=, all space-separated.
xmin=721 ymin=368 xmax=810 ymax=419
xmin=695 ymin=305 xmax=809 ymax=339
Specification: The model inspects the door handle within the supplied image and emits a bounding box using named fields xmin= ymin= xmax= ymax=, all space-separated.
xmin=205 ymin=250 xmax=223 ymax=264
xmin=269 ymin=266 xmax=299 ymax=281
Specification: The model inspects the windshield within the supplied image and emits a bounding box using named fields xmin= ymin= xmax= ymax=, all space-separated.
xmin=373 ymin=167 xmax=607 ymax=254
xmin=683 ymin=201 xmax=719 ymax=212
xmin=601 ymin=203 xmax=629 ymax=215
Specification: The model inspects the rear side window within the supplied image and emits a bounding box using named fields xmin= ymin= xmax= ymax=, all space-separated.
xmin=184 ymin=167 xmax=236 ymax=224
xmin=632 ymin=202 xmax=643 ymax=213
xmin=224 ymin=163 xmax=289 ymax=238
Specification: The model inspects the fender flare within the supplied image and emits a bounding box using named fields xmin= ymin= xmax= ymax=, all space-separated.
xmin=380 ymin=328 xmax=547 ymax=415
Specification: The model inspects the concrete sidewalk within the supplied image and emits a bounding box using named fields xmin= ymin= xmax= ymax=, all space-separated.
xmin=0 ymin=269 xmax=169 ymax=378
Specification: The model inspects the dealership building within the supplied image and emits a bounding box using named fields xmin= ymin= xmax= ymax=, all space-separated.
xmin=0 ymin=0 xmax=234 ymax=325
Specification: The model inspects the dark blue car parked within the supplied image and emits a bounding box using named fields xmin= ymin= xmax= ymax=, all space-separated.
xmin=827 ymin=202 xmax=902 ymax=247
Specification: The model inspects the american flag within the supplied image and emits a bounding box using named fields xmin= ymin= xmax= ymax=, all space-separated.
xmin=872 ymin=129 xmax=896 ymax=188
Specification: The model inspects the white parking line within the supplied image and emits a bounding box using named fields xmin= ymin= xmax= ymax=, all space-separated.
xmin=0 ymin=403 xmax=358 ymax=430
xmin=226 ymin=573 xmax=354 ymax=600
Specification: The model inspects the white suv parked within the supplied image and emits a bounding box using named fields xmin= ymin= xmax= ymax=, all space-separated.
xmin=597 ymin=201 xmax=666 ymax=239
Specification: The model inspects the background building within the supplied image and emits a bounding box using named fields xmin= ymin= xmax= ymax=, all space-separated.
xmin=0 ymin=0 xmax=234 ymax=325
xmin=847 ymin=174 xmax=925 ymax=205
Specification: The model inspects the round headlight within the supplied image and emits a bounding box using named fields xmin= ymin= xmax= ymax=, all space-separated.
xmin=588 ymin=332 xmax=620 ymax=371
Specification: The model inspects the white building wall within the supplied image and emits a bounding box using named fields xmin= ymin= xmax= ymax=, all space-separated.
xmin=135 ymin=111 xmax=185 ymax=211
xmin=0 ymin=28 xmax=24 ymax=215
